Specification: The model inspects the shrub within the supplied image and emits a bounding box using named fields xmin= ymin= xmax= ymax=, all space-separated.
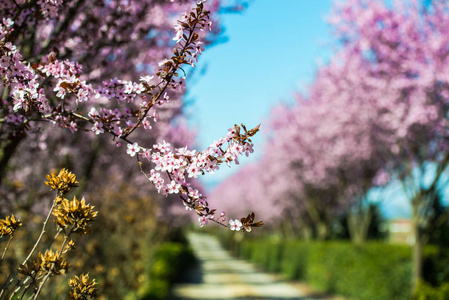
xmin=280 ymin=241 xmax=310 ymax=280
xmin=415 ymin=281 xmax=449 ymax=300
xmin=234 ymin=238 xmax=413 ymax=300
xmin=303 ymin=242 xmax=412 ymax=300
xmin=423 ymin=246 xmax=449 ymax=287
xmin=138 ymin=242 xmax=195 ymax=300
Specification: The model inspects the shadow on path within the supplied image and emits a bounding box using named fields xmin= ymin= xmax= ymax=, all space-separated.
xmin=169 ymin=233 xmax=340 ymax=300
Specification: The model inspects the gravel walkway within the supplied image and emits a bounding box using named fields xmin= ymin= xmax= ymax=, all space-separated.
xmin=170 ymin=233 xmax=346 ymax=300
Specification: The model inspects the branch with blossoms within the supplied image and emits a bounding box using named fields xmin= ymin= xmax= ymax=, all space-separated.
xmin=122 ymin=1 xmax=211 ymax=138
xmin=135 ymin=123 xmax=264 ymax=231
xmin=0 ymin=1 xmax=263 ymax=231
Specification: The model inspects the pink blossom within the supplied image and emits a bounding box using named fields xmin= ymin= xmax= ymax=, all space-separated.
xmin=198 ymin=216 xmax=209 ymax=227
xmin=69 ymin=121 xmax=78 ymax=133
xmin=113 ymin=125 xmax=123 ymax=136
xmin=167 ymin=180 xmax=181 ymax=194
xmin=123 ymin=82 xmax=133 ymax=94
xmin=187 ymin=164 xmax=201 ymax=178
xmin=142 ymin=149 xmax=152 ymax=160
xmin=173 ymin=23 xmax=183 ymax=43
xmin=89 ymin=108 xmax=99 ymax=118
xmin=126 ymin=142 xmax=140 ymax=157
xmin=91 ymin=122 xmax=104 ymax=135
xmin=139 ymin=75 xmax=154 ymax=84
xmin=229 ymin=219 xmax=242 ymax=231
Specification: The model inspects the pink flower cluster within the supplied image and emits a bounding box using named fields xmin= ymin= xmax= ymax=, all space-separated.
xmin=36 ymin=0 xmax=63 ymax=19
xmin=172 ymin=8 xmax=209 ymax=67
xmin=39 ymin=58 xmax=93 ymax=103
xmin=136 ymin=125 xmax=256 ymax=227
xmin=0 ymin=2 xmax=212 ymax=140
xmin=1 ymin=20 xmax=46 ymax=115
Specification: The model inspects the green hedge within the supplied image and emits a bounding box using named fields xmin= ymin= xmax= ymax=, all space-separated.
xmin=422 ymin=247 xmax=449 ymax=287
xmin=138 ymin=242 xmax=195 ymax=300
xmin=416 ymin=281 xmax=449 ymax=300
xmin=237 ymin=239 xmax=412 ymax=300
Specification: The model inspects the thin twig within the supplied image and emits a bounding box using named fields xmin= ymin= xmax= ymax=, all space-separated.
xmin=0 ymin=273 xmax=13 ymax=299
xmin=123 ymin=8 xmax=205 ymax=138
xmin=7 ymin=278 xmax=22 ymax=300
xmin=18 ymin=281 xmax=32 ymax=300
xmin=22 ymin=196 xmax=58 ymax=268
xmin=0 ymin=236 xmax=13 ymax=267
xmin=44 ymin=229 xmax=62 ymax=252
xmin=32 ymin=226 xmax=73 ymax=300
xmin=1 ymin=194 xmax=58 ymax=297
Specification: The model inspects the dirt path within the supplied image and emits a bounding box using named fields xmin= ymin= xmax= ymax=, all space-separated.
xmin=170 ymin=233 xmax=344 ymax=300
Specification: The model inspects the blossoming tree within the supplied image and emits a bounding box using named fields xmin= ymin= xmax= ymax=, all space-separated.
xmin=211 ymin=0 xmax=449 ymax=293
xmin=330 ymin=0 xmax=449 ymax=291
xmin=1 ymin=0 xmax=263 ymax=297
xmin=1 ymin=0 xmax=262 ymax=230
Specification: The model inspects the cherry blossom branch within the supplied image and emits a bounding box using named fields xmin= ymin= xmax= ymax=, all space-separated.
xmin=0 ymin=2 xmax=264 ymax=233
xmin=137 ymin=123 xmax=263 ymax=231
xmin=123 ymin=3 xmax=210 ymax=138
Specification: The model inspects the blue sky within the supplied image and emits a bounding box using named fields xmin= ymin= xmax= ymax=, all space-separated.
xmin=184 ymin=0 xmax=414 ymax=219
xmin=185 ymin=0 xmax=333 ymax=183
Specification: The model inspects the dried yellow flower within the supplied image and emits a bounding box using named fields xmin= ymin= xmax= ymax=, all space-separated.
xmin=18 ymin=259 xmax=42 ymax=277
xmin=39 ymin=250 xmax=69 ymax=276
xmin=56 ymin=196 xmax=64 ymax=204
xmin=66 ymin=240 xmax=76 ymax=251
xmin=0 ymin=214 xmax=22 ymax=238
xmin=18 ymin=250 xmax=68 ymax=278
xmin=45 ymin=169 xmax=79 ymax=194
xmin=68 ymin=273 xmax=99 ymax=299
xmin=53 ymin=197 xmax=98 ymax=235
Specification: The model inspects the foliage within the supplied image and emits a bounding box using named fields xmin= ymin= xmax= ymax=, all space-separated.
xmin=415 ymin=281 xmax=449 ymax=300
xmin=422 ymin=246 xmax=449 ymax=287
xmin=235 ymin=238 xmax=413 ymax=300
xmin=137 ymin=242 xmax=195 ymax=300
xmin=75 ymin=183 xmax=178 ymax=299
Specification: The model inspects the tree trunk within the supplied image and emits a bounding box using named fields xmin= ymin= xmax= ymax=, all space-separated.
xmin=316 ymin=222 xmax=329 ymax=241
xmin=347 ymin=203 xmax=373 ymax=245
xmin=280 ymin=220 xmax=296 ymax=239
xmin=305 ymin=200 xmax=329 ymax=240
xmin=301 ymin=225 xmax=313 ymax=241
xmin=411 ymin=196 xmax=428 ymax=295
xmin=0 ymin=135 xmax=25 ymax=186
xmin=411 ymin=213 xmax=423 ymax=295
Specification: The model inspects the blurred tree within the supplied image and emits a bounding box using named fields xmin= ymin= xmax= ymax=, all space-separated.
xmin=330 ymin=0 xmax=449 ymax=292
xmin=211 ymin=1 xmax=449 ymax=294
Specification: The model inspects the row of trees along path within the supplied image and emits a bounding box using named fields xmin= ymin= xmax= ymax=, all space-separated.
xmin=170 ymin=233 xmax=347 ymax=300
